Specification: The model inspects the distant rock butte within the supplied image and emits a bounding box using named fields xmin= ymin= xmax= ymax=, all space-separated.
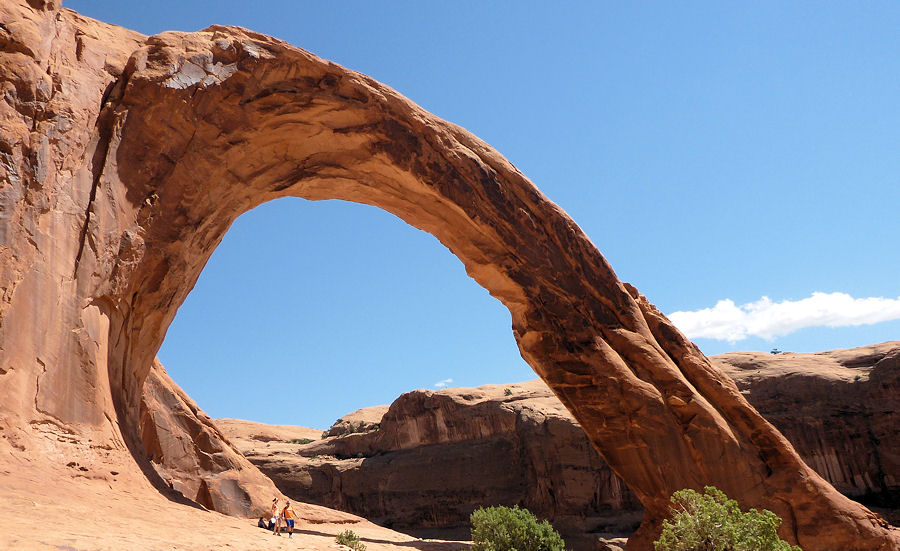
xmin=220 ymin=342 xmax=899 ymax=539
xmin=324 ymin=406 xmax=391 ymax=438
xmin=0 ymin=1 xmax=896 ymax=548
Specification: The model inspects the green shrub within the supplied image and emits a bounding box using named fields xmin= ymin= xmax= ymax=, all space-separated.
xmin=654 ymin=486 xmax=802 ymax=551
xmin=335 ymin=529 xmax=367 ymax=550
xmin=289 ymin=438 xmax=314 ymax=444
xmin=470 ymin=505 xmax=566 ymax=551
xmin=504 ymin=388 xmax=513 ymax=396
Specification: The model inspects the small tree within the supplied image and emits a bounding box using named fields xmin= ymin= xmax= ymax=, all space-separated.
xmin=335 ymin=529 xmax=367 ymax=551
xmin=470 ymin=505 xmax=566 ymax=551
xmin=654 ymin=486 xmax=802 ymax=551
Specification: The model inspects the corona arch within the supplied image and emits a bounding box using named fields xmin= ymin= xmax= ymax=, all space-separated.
xmin=0 ymin=4 xmax=896 ymax=548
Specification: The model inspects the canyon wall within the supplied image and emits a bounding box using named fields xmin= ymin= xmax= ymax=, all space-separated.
xmin=718 ymin=343 xmax=900 ymax=513
xmin=231 ymin=380 xmax=643 ymax=538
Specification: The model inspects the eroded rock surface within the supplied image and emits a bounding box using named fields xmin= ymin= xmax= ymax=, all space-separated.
xmin=324 ymin=406 xmax=390 ymax=438
xmin=226 ymin=380 xmax=642 ymax=541
xmin=140 ymin=359 xmax=284 ymax=516
xmin=1 ymin=2 xmax=897 ymax=548
xmin=717 ymin=343 xmax=900 ymax=519
xmin=221 ymin=343 xmax=899 ymax=540
xmin=216 ymin=418 xmax=323 ymax=444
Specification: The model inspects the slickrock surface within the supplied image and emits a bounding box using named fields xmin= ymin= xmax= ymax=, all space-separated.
xmin=1 ymin=1 xmax=897 ymax=548
xmin=221 ymin=342 xmax=899 ymax=543
xmin=324 ymin=406 xmax=390 ymax=437
xmin=216 ymin=418 xmax=324 ymax=444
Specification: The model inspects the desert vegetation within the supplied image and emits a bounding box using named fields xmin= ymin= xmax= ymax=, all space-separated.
xmin=470 ymin=505 xmax=567 ymax=551
xmin=335 ymin=529 xmax=368 ymax=550
xmin=654 ymin=486 xmax=802 ymax=551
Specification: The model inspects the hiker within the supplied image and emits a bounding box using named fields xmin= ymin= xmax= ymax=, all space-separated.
xmin=282 ymin=501 xmax=297 ymax=538
xmin=257 ymin=516 xmax=268 ymax=530
xmin=270 ymin=498 xmax=282 ymax=535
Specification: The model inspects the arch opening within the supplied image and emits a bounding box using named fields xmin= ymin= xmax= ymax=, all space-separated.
xmin=146 ymin=197 xmax=647 ymax=544
xmin=157 ymin=196 xmax=534 ymax=428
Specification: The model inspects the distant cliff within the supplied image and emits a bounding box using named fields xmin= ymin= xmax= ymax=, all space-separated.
xmin=716 ymin=342 xmax=899 ymax=513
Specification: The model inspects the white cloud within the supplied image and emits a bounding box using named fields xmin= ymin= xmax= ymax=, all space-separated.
xmin=434 ymin=378 xmax=453 ymax=389
xmin=668 ymin=292 xmax=900 ymax=342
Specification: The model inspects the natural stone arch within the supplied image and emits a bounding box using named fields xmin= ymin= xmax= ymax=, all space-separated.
xmin=0 ymin=4 xmax=896 ymax=549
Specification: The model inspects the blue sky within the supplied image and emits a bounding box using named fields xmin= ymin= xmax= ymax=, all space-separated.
xmin=66 ymin=1 xmax=900 ymax=428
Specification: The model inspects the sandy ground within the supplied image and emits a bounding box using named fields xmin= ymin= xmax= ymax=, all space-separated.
xmin=0 ymin=455 xmax=469 ymax=551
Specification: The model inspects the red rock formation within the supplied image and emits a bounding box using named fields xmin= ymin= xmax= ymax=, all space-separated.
xmin=215 ymin=418 xmax=323 ymax=444
xmin=222 ymin=343 xmax=898 ymax=542
xmin=140 ymin=359 xmax=282 ymax=516
xmin=1 ymin=2 xmax=897 ymax=548
xmin=717 ymin=343 xmax=900 ymax=520
xmin=228 ymin=380 xmax=643 ymax=543
xmin=324 ymin=406 xmax=390 ymax=438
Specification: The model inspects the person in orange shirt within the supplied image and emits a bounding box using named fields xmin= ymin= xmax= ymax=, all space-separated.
xmin=282 ymin=501 xmax=297 ymax=538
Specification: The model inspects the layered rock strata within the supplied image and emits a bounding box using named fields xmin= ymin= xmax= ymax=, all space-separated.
xmin=1 ymin=2 xmax=897 ymax=548
xmin=228 ymin=380 xmax=643 ymax=539
xmin=717 ymin=343 xmax=900 ymax=516
xmin=222 ymin=343 xmax=899 ymax=538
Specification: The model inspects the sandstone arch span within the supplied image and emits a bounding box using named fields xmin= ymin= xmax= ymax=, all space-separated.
xmin=0 ymin=3 xmax=896 ymax=549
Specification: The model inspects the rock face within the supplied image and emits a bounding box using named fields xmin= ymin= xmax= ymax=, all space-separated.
xmin=323 ymin=406 xmax=390 ymax=438
xmin=228 ymin=381 xmax=642 ymax=538
xmin=716 ymin=343 xmax=900 ymax=518
xmin=140 ymin=359 xmax=283 ymax=516
xmin=222 ymin=343 xmax=899 ymax=539
xmin=0 ymin=2 xmax=897 ymax=548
